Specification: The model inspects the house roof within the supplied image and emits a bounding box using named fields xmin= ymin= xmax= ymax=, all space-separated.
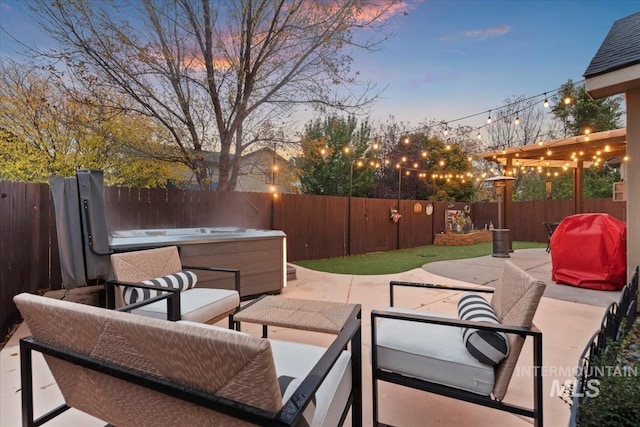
xmin=584 ymin=12 xmax=640 ymax=98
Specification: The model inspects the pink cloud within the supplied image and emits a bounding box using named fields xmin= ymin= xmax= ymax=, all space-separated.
xmin=439 ymin=25 xmax=512 ymax=42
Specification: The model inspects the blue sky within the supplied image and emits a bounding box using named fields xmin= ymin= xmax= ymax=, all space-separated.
xmin=1 ymin=0 xmax=638 ymax=132
xmin=357 ymin=0 xmax=639 ymax=130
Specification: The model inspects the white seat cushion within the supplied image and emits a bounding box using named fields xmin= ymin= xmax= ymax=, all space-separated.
xmin=270 ymin=339 xmax=352 ymax=427
xmin=132 ymin=288 xmax=239 ymax=322
xmin=375 ymin=307 xmax=495 ymax=396
xmin=176 ymin=322 xmax=352 ymax=427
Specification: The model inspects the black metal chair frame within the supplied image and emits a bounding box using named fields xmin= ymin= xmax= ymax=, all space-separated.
xmin=569 ymin=266 xmax=638 ymax=426
xmin=372 ymin=281 xmax=543 ymax=427
xmin=105 ymin=265 xmax=241 ymax=327
xmin=543 ymin=221 xmax=559 ymax=253
xmin=19 ymin=290 xmax=363 ymax=427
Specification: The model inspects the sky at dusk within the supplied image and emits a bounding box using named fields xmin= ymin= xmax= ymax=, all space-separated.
xmin=1 ymin=0 xmax=638 ymax=134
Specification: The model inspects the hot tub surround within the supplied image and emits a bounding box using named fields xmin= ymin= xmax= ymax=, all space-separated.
xmin=109 ymin=227 xmax=287 ymax=299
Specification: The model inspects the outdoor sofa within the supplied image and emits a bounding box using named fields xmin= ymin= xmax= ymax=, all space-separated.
xmin=15 ymin=292 xmax=362 ymax=426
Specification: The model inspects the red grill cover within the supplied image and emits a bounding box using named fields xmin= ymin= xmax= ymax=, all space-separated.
xmin=551 ymin=213 xmax=626 ymax=291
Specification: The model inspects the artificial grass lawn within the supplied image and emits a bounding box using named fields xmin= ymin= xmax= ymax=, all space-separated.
xmin=293 ymin=241 xmax=547 ymax=275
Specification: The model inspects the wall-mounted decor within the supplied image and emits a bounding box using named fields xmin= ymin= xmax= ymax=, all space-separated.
xmin=390 ymin=206 xmax=402 ymax=223
xmin=425 ymin=203 xmax=434 ymax=216
xmin=413 ymin=202 xmax=423 ymax=214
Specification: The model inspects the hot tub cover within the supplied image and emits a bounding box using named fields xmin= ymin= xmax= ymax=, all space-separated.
xmin=551 ymin=213 xmax=626 ymax=291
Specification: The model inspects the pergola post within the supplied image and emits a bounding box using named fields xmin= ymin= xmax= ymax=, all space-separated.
xmin=573 ymin=160 xmax=584 ymax=214
xmin=505 ymin=158 xmax=514 ymax=252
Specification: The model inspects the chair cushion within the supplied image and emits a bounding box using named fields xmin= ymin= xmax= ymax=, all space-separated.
xmin=176 ymin=322 xmax=352 ymax=427
xmin=123 ymin=271 xmax=197 ymax=304
xmin=375 ymin=307 xmax=495 ymax=396
xmin=270 ymin=339 xmax=352 ymax=427
xmin=131 ymin=288 xmax=239 ymax=322
xmin=458 ymin=293 xmax=509 ymax=365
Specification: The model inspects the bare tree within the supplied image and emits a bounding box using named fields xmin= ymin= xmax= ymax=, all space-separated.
xmin=26 ymin=0 xmax=400 ymax=190
xmin=484 ymin=95 xmax=551 ymax=151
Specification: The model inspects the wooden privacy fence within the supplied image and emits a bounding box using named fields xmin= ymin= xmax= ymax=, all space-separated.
xmin=0 ymin=179 xmax=627 ymax=340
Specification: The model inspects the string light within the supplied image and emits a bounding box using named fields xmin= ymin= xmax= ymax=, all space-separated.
xmin=397 ymin=81 xmax=585 ymax=146
xmin=514 ymin=116 xmax=520 ymax=125
xmin=487 ymin=112 xmax=492 ymax=124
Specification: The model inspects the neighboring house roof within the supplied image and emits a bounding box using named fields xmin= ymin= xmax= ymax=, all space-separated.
xmin=584 ymin=12 xmax=640 ymax=99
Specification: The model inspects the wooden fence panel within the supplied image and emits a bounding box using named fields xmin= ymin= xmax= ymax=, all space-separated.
xmin=275 ymin=194 xmax=307 ymax=261
xmin=277 ymin=194 xmax=347 ymax=261
xmin=470 ymin=202 xmax=497 ymax=231
xmin=365 ymin=198 xmax=398 ymax=253
xmin=312 ymin=195 xmax=347 ymax=260
xmin=349 ymin=197 xmax=366 ymax=255
xmin=399 ymin=200 xmax=433 ymax=249
xmin=584 ymin=199 xmax=626 ymax=222
xmin=348 ymin=197 xmax=399 ymax=255
xmin=0 ymin=181 xmax=54 ymax=338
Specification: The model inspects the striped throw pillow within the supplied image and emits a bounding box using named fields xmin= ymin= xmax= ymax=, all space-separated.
xmin=458 ymin=293 xmax=509 ymax=365
xmin=122 ymin=271 xmax=197 ymax=305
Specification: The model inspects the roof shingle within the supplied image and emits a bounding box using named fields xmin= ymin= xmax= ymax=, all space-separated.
xmin=583 ymin=12 xmax=640 ymax=78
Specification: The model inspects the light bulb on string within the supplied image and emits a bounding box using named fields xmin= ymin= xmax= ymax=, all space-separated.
xmin=514 ymin=116 xmax=520 ymax=125
xmin=543 ymin=94 xmax=549 ymax=108
xmin=487 ymin=112 xmax=492 ymax=124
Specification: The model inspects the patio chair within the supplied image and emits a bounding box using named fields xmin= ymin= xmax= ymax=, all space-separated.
xmin=371 ymin=260 xmax=546 ymax=426
xmin=543 ymin=221 xmax=560 ymax=253
xmin=15 ymin=292 xmax=362 ymax=427
xmin=107 ymin=246 xmax=240 ymax=325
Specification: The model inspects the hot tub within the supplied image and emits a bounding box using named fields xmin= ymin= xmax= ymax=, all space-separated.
xmin=109 ymin=227 xmax=287 ymax=299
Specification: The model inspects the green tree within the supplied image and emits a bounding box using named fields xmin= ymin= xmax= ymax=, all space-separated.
xmin=0 ymin=60 xmax=185 ymax=186
xmin=27 ymin=0 xmax=400 ymax=190
xmin=513 ymin=173 xmax=546 ymax=201
xmin=373 ymin=131 xmax=474 ymax=201
xmin=551 ymin=80 xmax=623 ymax=137
xmin=298 ymin=116 xmax=377 ymax=197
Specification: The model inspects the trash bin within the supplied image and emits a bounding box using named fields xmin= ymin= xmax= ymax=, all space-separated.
xmin=492 ymin=229 xmax=510 ymax=258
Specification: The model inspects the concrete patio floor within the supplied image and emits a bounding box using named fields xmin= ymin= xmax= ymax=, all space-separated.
xmin=0 ymin=248 xmax=620 ymax=426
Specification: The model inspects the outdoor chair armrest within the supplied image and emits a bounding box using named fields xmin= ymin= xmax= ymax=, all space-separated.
xmin=105 ymin=279 xmax=181 ymax=321
xmin=389 ymin=280 xmax=494 ymax=307
xmin=276 ymin=315 xmax=362 ymax=425
xmin=182 ymin=265 xmax=241 ymax=293
xmin=371 ymin=309 xmax=541 ymax=338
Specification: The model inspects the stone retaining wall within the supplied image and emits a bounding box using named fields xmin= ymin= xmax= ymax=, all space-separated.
xmin=433 ymin=230 xmax=492 ymax=246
